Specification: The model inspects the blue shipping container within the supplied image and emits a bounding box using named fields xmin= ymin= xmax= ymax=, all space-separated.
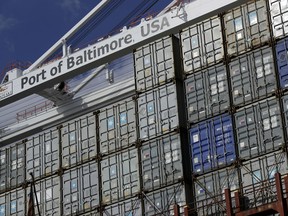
xmin=189 ymin=114 xmax=236 ymax=174
xmin=276 ymin=38 xmax=288 ymax=88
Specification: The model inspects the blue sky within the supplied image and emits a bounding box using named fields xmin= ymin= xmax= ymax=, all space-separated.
xmin=0 ymin=1 xmax=99 ymax=73
xmin=0 ymin=0 xmax=172 ymax=79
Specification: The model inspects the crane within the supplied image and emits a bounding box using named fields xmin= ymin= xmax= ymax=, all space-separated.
xmin=0 ymin=0 xmax=249 ymax=108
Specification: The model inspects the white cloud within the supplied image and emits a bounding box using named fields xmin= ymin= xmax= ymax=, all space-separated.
xmin=4 ymin=39 xmax=15 ymax=52
xmin=59 ymin=0 xmax=81 ymax=14
xmin=0 ymin=14 xmax=17 ymax=32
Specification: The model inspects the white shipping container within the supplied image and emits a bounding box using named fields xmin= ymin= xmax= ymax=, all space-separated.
xmin=194 ymin=167 xmax=239 ymax=216
xmin=141 ymin=133 xmax=183 ymax=191
xmin=229 ymin=46 xmax=276 ymax=106
xmin=26 ymin=128 xmax=59 ymax=179
xmin=103 ymin=197 xmax=142 ymax=216
xmin=269 ymin=0 xmax=288 ymax=39
xmin=181 ymin=16 xmax=224 ymax=73
xmin=26 ymin=175 xmax=60 ymax=216
xmin=143 ymin=184 xmax=186 ymax=216
xmin=185 ymin=64 xmax=229 ymax=123
xmin=138 ymin=83 xmax=179 ymax=141
xmin=241 ymin=151 xmax=288 ymax=208
xmin=235 ymin=97 xmax=284 ymax=159
xmin=134 ymin=36 xmax=176 ymax=92
xmin=101 ymin=148 xmax=139 ymax=204
xmin=0 ymin=188 xmax=25 ymax=216
xmin=98 ymin=98 xmax=137 ymax=155
xmin=224 ymin=0 xmax=270 ymax=56
xmin=62 ymin=161 xmax=99 ymax=215
xmin=0 ymin=141 xmax=25 ymax=191
xmin=61 ymin=113 xmax=97 ymax=168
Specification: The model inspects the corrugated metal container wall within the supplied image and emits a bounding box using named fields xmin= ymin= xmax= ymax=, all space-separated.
xmin=185 ymin=64 xmax=229 ymax=123
xmin=28 ymin=175 xmax=60 ymax=216
xmin=102 ymin=197 xmax=142 ymax=216
xmin=194 ymin=167 xmax=239 ymax=216
xmin=134 ymin=36 xmax=175 ymax=92
xmin=143 ymin=183 xmax=185 ymax=215
xmin=98 ymin=98 xmax=136 ymax=155
xmin=189 ymin=114 xmax=236 ymax=174
xmin=62 ymin=161 xmax=99 ymax=215
xmin=141 ymin=133 xmax=183 ymax=191
xmin=224 ymin=0 xmax=270 ymax=56
xmin=0 ymin=141 xmax=25 ymax=191
xmin=138 ymin=83 xmax=178 ymax=141
xmin=181 ymin=16 xmax=224 ymax=73
xmin=0 ymin=150 xmax=5 ymax=192
xmin=282 ymin=94 xmax=288 ymax=133
xmin=61 ymin=113 xmax=97 ymax=168
xmin=0 ymin=188 xmax=25 ymax=216
xmin=235 ymin=97 xmax=284 ymax=159
xmin=241 ymin=151 xmax=287 ymax=207
xmin=26 ymin=128 xmax=59 ymax=179
xmin=269 ymin=0 xmax=288 ymax=39
xmin=229 ymin=46 xmax=277 ymax=107
xmin=101 ymin=147 xmax=139 ymax=205
xmin=275 ymin=38 xmax=288 ymax=88
xmin=78 ymin=211 xmax=100 ymax=216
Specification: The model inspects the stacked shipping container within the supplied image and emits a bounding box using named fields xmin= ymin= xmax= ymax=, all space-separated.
xmin=182 ymin=0 xmax=288 ymax=215
xmin=134 ymin=35 xmax=192 ymax=215
xmin=2 ymin=0 xmax=288 ymax=215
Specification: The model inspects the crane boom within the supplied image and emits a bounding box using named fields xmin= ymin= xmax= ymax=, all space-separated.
xmin=0 ymin=0 xmax=248 ymax=108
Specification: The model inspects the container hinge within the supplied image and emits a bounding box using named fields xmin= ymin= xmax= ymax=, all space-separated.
xmin=275 ymin=88 xmax=283 ymax=98
xmin=96 ymin=153 xmax=102 ymax=162
xmin=135 ymin=140 xmax=142 ymax=148
xmin=57 ymin=168 xmax=64 ymax=176
xmin=229 ymin=105 xmax=237 ymax=114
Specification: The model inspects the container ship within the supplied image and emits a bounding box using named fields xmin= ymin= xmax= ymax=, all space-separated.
xmin=0 ymin=0 xmax=287 ymax=215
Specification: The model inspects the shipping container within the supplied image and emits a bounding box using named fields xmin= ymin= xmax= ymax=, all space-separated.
xmin=26 ymin=128 xmax=59 ymax=179
xmin=78 ymin=211 xmax=100 ymax=216
xmin=141 ymin=133 xmax=183 ymax=192
xmin=138 ymin=83 xmax=178 ymax=141
xmin=235 ymin=97 xmax=284 ymax=159
xmin=0 ymin=141 xmax=25 ymax=191
xmin=0 ymin=150 xmax=5 ymax=192
xmin=224 ymin=0 xmax=270 ymax=56
xmin=134 ymin=36 xmax=176 ymax=92
xmin=27 ymin=175 xmax=60 ymax=216
xmin=281 ymin=93 xmax=288 ymax=135
xmin=189 ymin=114 xmax=236 ymax=174
xmin=181 ymin=16 xmax=224 ymax=73
xmin=275 ymin=38 xmax=288 ymax=88
xmin=61 ymin=113 xmax=97 ymax=168
xmin=229 ymin=46 xmax=277 ymax=106
xmin=98 ymin=98 xmax=136 ymax=155
xmin=194 ymin=167 xmax=239 ymax=216
xmin=241 ymin=151 xmax=287 ymax=208
xmin=101 ymin=147 xmax=139 ymax=204
xmin=0 ymin=188 xmax=25 ymax=216
xmin=143 ymin=183 xmax=185 ymax=216
xmin=62 ymin=161 xmax=99 ymax=215
xmin=185 ymin=64 xmax=229 ymax=123
xmin=269 ymin=0 xmax=288 ymax=39
xmin=102 ymin=197 xmax=142 ymax=216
